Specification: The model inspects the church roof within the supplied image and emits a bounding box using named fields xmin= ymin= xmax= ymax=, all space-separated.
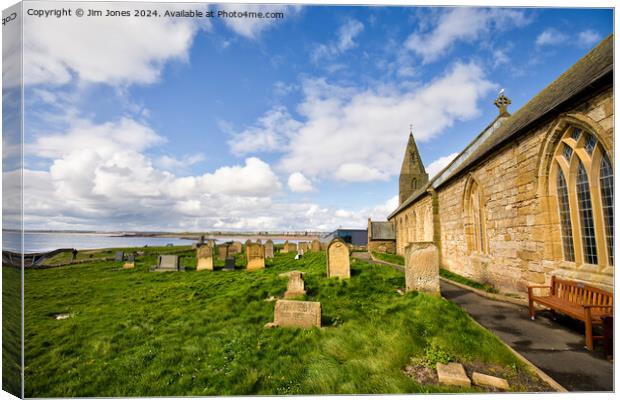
xmin=370 ymin=221 xmax=395 ymax=240
xmin=388 ymin=34 xmax=613 ymax=220
xmin=400 ymin=133 xmax=426 ymax=175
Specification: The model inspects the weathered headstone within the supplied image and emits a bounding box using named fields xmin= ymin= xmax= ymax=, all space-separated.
xmin=287 ymin=242 xmax=297 ymax=253
xmin=245 ymin=239 xmax=251 ymax=247
xmin=281 ymin=240 xmax=289 ymax=253
xmin=268 ymin=300 xmax=321 ymax=328
xmin=246 ymin=243 xmax=265 ymax=270
xmin=311 ymin=239 xmax=321 ymax=252
xmin=218 ymin=245 xmax=228 ymax=260
xmin=265 ymin=240 xmax=274 ymax=259
xmin=230 ymin=241 xmax=242 ymax=254
xmin=404 ymin=242 xmax=440 ymax=296
xmin=115 ymin=251 xmax=124 ymax=262
xmin=299 ymin=242 xmax=308 ymax=252
xmin=326 ymin=238 xmax=351 ymax=278
xmin=208 ymin=239 xmax=215 ymax=247
xmin=196 ymin=245 xmax=214 ymax=271
xmin=123 ymin=253 xmax=135 ymax=269
xmin=284 ymin=271 xmax=306 ymax=298
xmin=223 ymin=257 xmax=235 ymax=271
xmin=437 ymin=363 xmax=471 ymax=387
xmin=152 ymin=255 xmax=180 ymax=272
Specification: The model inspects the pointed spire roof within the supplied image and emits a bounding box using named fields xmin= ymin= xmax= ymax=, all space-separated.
xmin=400 ymin=130 xmax=425 ymax=175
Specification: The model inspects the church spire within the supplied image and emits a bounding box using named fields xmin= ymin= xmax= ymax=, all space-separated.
xmin=399 ymin=127 xmax=428 ymax=204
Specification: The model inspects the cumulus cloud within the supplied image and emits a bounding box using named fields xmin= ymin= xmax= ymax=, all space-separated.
xmin=535 ymin=28 xmax=568 ymax=46
xmin=312 ymin=19 xmax=364 ymax=62
xmin=219 ymin=4 xmax=300 ymax=39
xmin=254 ymin=61 xmax=494 ymax=181
xmin=425 ymin=152 xmax=459 ymax=178
xmin=405 ymin=8 xmax=529 ymax=63
xmin=23 ymin=2 xmax=210 ymax=86
xmin=577 ymin=30 xmax=602 ymax=48
xmin=226 ymin=106 xmax=302 ymax=154
xmin=288 ymin=172 xmax=315 ymax=192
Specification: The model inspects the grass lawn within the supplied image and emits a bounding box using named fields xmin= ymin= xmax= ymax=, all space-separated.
xmin=371 ymin=251 xmax=404 ymax=266
xmin=24 ymin=247 xmax=547 ymax=396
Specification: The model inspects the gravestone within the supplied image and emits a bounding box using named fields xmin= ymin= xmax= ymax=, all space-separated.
xmin=123 ymin=253 xmax=135 ymax=269
xmin=246 ymin=243 xmax=265 ymax=270
xmin=196 ymin=245 xmax=214 ymax=271
xmin=284 ymin=271 xmax=306 ymax=298
xmin=281 ymin=240 xmax=289 ymax=253
xmin=287 ymin=242 xmax=297 ymax=253
xmin=268 ymin=300 xmax=321 ymax=328
xmin=230 ymin=241 xmax=243 ymax=254
xmin=245 ymin=239 xmax=251 ymax=247
xmin=265 ymin=240 xmax=274 ymax=259
xmin=311 ymin=240 xmax=321 ymax=252
xmin=218 ymin=245 xmax=228 ymax=260
xmin=299 ymin=242 xmax=308 ymax=252
xmin=208 ymin=239 xmax=215 ymax=247
xmin=152 ymin=255 xmax=180 ymax=272
xmin=326 ymin=238 xmax=350 ymax=278
xmin=199 ymin=235 xmax=205 ymax=245
xmin=404 ymin=242 xmax=440 ymax=295
xmin=70 ymin=249 xmax=78 ymax=263
xmin=115 ymin=251 xmax=124 ymax=262
xmin=223 ymin=257 xmax=235 ymax=271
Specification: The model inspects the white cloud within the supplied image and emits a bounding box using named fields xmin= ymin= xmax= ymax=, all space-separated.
xmin=405 ymin=8 xmax=529 ymax=63
xmin=267 ymin=61 xmax=495 ymax=181
xmin=288 ymin=172 xmax=315 ymax=192
xmin=312 ymin=19 xmax=364 ymax=62
xmin=334 ymin=163 xmax=388 ymax=182
xmin=535 ymin=28 xmax=568 ymax=47
xmin=23 ymin=2 xmax=210 ymax=86
xmin=219 ymin=5 xmax=300 ymax=39
xmin=577 ymin=30 xmax=602 ymax=48
xmin=425 ymin=152 xmax=459 ymax=178
xmin=200 ymin=157 xmax=282 ymax=196
xmin=227 ymin=106 xmax=302 ymax=154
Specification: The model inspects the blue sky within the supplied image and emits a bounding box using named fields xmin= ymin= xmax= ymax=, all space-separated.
xmin=13 ymin=2 xmax=613 ymax=231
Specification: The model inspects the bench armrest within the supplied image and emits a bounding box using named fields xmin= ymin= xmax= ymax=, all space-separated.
xmin=528 ymin=285 xmax=551 ymax=289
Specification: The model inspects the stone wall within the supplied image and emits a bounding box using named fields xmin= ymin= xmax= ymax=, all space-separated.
xmin=391 ymin=87 xmax=613 ymax=294
xmin=368 ymin=239 xmax=396 ymax=254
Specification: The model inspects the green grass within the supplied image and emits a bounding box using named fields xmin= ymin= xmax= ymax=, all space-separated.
xmin=2 ymin=265 xmax=22 ymax=397
xmin=371 ymin=251 xmax=404 ymax=266
xmin=439 ymin=269 xmax=498 ymax=294
xmin=24 ymin=247 xmax=536 ymax=396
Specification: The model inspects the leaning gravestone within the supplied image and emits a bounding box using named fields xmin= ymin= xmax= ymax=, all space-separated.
xmin=196 ymin=245 xmax=214 ymax=271
xmin=152 ymin=255 xmax=180 ymax=272
xmin=404 ymin=242 xmax=440 ymax=296
xmin=267 ymin=300 xmax=321 ymax=328
xmin=326 ymin=238 xmax=350 ymax=278
xmin=246 ymin=243 xmax=265 ymax=270
xmin=123 ymin=253 xmax=135 ymax=269
xmin=311 ymin=239 xmax=321 ymax=252
xmin=284 ymin=271 xmax=306 ymax=298
xmin=281 ymin=240 xmax=289 ymax=253
xmin=115 ymin=251 xmax=124 ymax=262
xmin=265 ymin=240 xmax=274 ymax=259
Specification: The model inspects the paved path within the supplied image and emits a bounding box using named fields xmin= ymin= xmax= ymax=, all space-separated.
xmin=353 ymin=253 xmax=613 ymax=391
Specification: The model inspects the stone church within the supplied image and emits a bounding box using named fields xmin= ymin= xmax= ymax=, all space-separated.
xmin=386 ymin=35 xmax=613 ymax=294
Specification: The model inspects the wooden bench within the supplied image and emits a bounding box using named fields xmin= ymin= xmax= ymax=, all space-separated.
xmin=528 ymin=276 xmax=613 ymax=351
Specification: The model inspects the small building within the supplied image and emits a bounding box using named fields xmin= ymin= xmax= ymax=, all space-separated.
xmin=367 ymin=219 xmax=396 ymax=253
xmin=323 ymin=229 xmax=368 ymax=246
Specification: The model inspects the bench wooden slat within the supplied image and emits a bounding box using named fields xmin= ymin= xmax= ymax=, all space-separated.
xmin=528 ymin=277 xmax=613 ymax=351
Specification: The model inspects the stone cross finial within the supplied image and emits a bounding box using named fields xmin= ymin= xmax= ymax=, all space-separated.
xmin=494 ymin=89 xmax=511 ymax=116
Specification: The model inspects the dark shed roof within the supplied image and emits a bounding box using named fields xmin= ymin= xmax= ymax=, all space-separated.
xmin=370 ymin=222 xmax=395 ymax=240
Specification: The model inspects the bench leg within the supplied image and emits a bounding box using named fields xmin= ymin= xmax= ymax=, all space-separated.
xmin=585 ymin=309 xmax=594 ymax=351
xmin=528 ymin=298 xmax=536 ymax=320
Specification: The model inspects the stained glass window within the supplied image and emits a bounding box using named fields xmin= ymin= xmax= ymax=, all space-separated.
xmin=556 ymin=169 xmax=575 ymax=262
xmin=599 ymin=154 xmax=613 ymax=265
xmin=576 ymin=161 xmax=597 ymax=264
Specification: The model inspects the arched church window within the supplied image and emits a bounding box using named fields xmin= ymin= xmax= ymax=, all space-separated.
xmin=463 ymin=177 xmax=487 ymax=254
xmin=550 ymin=126 xmax=613 ymax=266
